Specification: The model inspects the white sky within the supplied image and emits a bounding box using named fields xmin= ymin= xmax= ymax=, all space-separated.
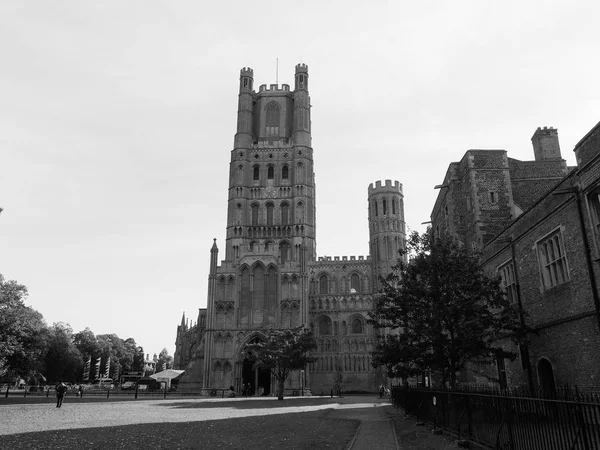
xmin=1 ymin=1 xmax=599 ymax=358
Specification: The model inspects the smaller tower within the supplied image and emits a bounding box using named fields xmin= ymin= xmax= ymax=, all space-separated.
xmin=209 ymin=238 xmax=219 ymax=274
xmin=293 ymin=63 xmax=311 ymax=147
xmin=532 ymin=126 xmax=561 ymax=161
xmin=368 ymin=180 xmax=406 ymax=290
xmin=234 ymin=67 xmax=254 ymax=149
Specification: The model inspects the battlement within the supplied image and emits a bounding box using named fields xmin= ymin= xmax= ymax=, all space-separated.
xmin=315 ymin=255 xmax=370 ymax=262
xmin=240 ymin=67 xmax=254 ymax=77
xmin=532 ymin=126 xmax=558 ymax=137
xmin=368 ymin=179 xmax=403 ymax=194
xmin=295 ymin=63 xmax=308 ymax=73
xmin=258 ymin=84 xmax=291 ymax=92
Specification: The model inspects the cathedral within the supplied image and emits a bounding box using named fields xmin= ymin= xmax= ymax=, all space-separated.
xmin=173 ymin=64 xmax=406 ymax=395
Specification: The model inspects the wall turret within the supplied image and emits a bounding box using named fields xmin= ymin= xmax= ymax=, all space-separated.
xmin=368 ymin=180 xmax=406 ymax=290
xmin=293 ymin=63 xmax=311 ymax=147
xmin=210 ymin=238 xmax=219 ymax=274
xmin=234 ymin=67 xmax=254 ymax=149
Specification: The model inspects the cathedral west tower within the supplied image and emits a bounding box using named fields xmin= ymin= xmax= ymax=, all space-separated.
xmin=174 ymin=64 xmax=406 ymax=395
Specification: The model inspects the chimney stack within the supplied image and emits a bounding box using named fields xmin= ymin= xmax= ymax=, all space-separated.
xmin=532 ymin=126 xmax=561 ymax=161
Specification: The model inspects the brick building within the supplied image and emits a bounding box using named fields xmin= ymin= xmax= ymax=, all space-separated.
xmin=174 ymin=64 xmax=406 ymax=394
xmin=431 ymin=124 xmax=600 ymax=392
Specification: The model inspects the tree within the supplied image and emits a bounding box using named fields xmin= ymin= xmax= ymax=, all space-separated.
xmin=43 ymin=323 xmax=83 ymax=382
xmin=369 ymin=231 xmax=522 ymax=389
xmin=156 ymin=348 xmax=173 ymax=372
xmin=245 ymin=327 xmax=317 ymax=400
xmin=73 ymin=328 xmax=102 ymax=361
xmin=0 ymin=274 xmax=48 ymax=380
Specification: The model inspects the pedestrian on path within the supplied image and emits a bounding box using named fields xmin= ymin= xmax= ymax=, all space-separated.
xmin=379 ymin=384 xmax=385 ymax=398
xmin=55 ymin=381 xmax=67 ymax=408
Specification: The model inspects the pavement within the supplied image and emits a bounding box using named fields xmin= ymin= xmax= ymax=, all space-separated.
xmin=328 ymin=397 xmax=461 ymax=450
xmin=1 ymin=395 xmax=464 ymax=449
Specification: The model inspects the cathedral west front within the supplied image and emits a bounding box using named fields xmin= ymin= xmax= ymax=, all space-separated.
xmin=174 ymin=64 xmax=406 ymax=395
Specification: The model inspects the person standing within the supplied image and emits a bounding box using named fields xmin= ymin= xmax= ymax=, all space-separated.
xmin=56 ymin=381 xmax=67 ymax=408
xmin=379 ymin=384 xmax=384 ymax=398
xmin=78 ymin=385 xmax=84 ymax=398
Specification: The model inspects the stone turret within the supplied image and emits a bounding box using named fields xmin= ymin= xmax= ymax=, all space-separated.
xmin=234 ymin=67 xmax=254 ymax=149
xmin=368 ymin=180 xmax=406 ymax=290
xmin=292 ymin=64 xmax=311 ymax=147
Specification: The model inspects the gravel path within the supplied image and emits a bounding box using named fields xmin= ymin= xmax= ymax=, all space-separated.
xmin=0 ymin=397 xmax=336 ymax=436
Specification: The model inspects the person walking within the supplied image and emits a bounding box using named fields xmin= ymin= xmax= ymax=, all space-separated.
xmin=78 ymin=385 xmax=84 ymax=398
xmin=379 ymin=384 xmax=384 ymax=398
xmin=55 ymin=381 xmax=67 ymax=408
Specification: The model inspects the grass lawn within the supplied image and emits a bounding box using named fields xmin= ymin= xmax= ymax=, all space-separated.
xmin=1 ymin=409 xmax=359 ymax=449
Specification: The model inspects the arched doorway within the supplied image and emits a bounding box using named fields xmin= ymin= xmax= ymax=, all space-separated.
xmin=241 ymin=337 xmax=271 ymax=396
xmin=537 ymin=358 xmax=556 ymax=398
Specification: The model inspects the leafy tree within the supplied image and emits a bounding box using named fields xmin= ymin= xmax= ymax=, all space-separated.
xmin=369 ymin=231 xmax=521 ymax=389
xmin=245 ymin=327 xmax=317 ymax=400
xmin=73 ymin=328 xmax=102 ymax=360
xmin=156 ymin=348 xmax=173 ymax=372
xmin=0 ymin=274 xmax=48 ymax=380
xmin=43 ymin=323 xmax=83 ymax=382
xmin=128 ymin=342 xmax=145 ymax=373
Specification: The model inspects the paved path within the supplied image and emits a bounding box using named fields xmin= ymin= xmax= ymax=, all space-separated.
xmin=326 ymin=399 xmax=399 ymax=449
xmin=329 ymin=398 xmax=460 ymax=450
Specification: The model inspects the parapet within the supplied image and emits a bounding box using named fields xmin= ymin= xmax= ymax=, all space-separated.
xmin=295 ymin=63 xmax=308 ymax=74
xmin=258 ymin=84 xmax=291 ymax=92
xmin=532 ymin=126 xmax=558 ymax=137
xmin=240 ymin=67 xmax=254 ymax=77
xmin=368 ymin=179 xmax=403 ymax=194
xmin=316 ymin=255 xmax=370 ymax=263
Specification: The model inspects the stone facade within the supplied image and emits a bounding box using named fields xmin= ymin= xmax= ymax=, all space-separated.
xmin=174 ymin=65 xmax=406 ymax=395
xmin=431 ymin=124 xmax=600 ymax=392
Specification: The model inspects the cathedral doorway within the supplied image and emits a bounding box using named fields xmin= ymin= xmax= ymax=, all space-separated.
xmin=241 ymin=338 xmax=271 ymax=396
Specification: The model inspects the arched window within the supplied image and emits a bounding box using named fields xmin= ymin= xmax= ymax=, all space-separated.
xmin=351 ymin=318 xmax=363 ymax=334
xmin=253 ymin=166 xmax=260 ymax=181
xmin=251 ymin=204 xmax=259 ymax=226
xmin=237 ymin=165 xmax=244 ymax=184
xmin=265 ymin=102 xmax=280 ymax=137
xmin=252 ymin=265 xmax=265 ymax=311
xmin=267 ymin=166 xmax=274 ymax=180
xmin=266 ymin=203 xmax=274 ymax=226
xmin=296 ymin=162 xmax=304 ymax=184
xmin=282 ymin=166 xmax=289 ymax=180
xmin=392 ymin=199 xmax=396 ymax=215
xmin=383 ymin=199 xmax=387 ymax=215
xmin=280 ymin=241 xmax=289 ymax=264
xmin=318 ymin=316 xmax=332 ymax=335
xmin=296 ymin=201 xmax=304 ymax=223
xmin=281 ymin=202 xmax=289 ymax=226
xmin=319 ymin=275 xmax=328 ymax=294
xmin=350 ymin=274 xmax=360 ymax=293
xmin=374 ymin=201 xmax=378 ymax=217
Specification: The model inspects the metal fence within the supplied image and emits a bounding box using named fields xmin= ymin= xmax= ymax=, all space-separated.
xmin=391 ymin=386 xmax=600 ymax=450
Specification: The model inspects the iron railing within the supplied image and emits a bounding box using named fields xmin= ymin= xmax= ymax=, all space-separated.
xmin=391 ymin=386 xmax=600 ymax=450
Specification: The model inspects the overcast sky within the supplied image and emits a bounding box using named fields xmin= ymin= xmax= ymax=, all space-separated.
xmin=1 ymin=1 xmax=599 ymax=359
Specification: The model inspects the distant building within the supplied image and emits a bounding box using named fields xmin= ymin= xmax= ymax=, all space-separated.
xmin=431 ymin=124 xmax=600 ymax=392
xmin=174 ymin=64 xmax=406 ymax=394
xmin=143 ymin=353 xmax=158 ymax=376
